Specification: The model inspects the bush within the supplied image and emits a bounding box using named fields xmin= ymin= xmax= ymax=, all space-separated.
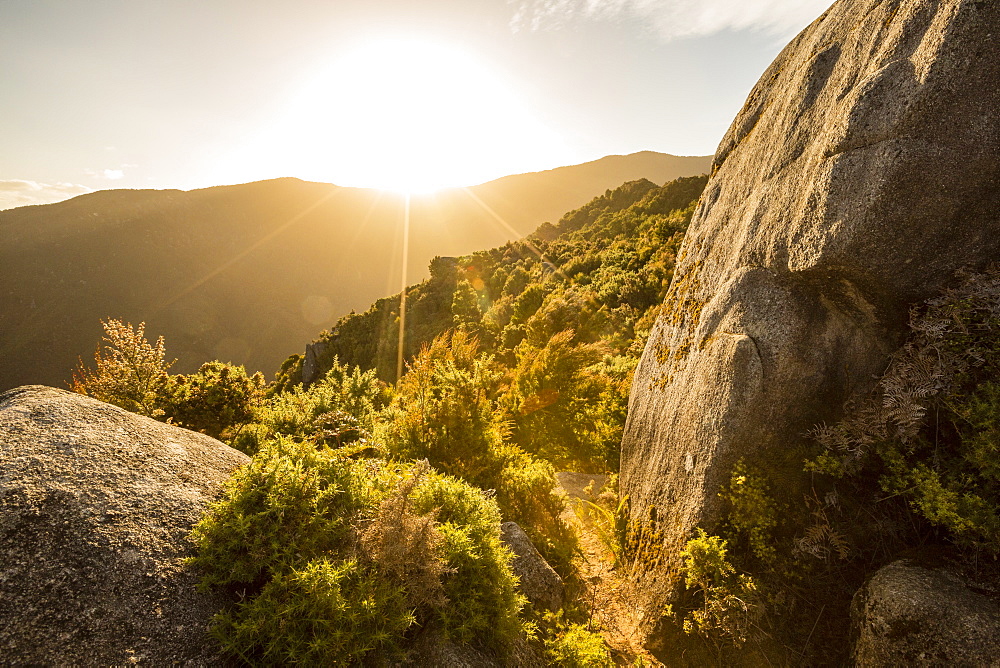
xmin=677 ymin=530 xmax=759 ymax=645
xmin=190 ymin=438 xmax=527 ymax=662
xmin=228 ymin=358 xmax=388 ymax=455
xmin=545 ymin=622 xmax=613 ymax=667
xmin=377 ymin=331 xmax=569 ymax=562
xmin=501 ymin=330 xmax=618 ymax=471
xmin=70 ymin=318 xmax=172 ymax=416
xmin=810 ymin=267 xmax=1000 ymax=553
xmin=212 ymin=558 xmax=415 ymax=663
xmin=159 ymin=361 xmax=265 ymax=440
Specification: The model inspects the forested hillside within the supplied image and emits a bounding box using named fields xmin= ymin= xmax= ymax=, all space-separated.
xmin=280 ymin=175 xmax=708 ymax=471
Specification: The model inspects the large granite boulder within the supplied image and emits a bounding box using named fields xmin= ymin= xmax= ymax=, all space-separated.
xmin=0 ymin=385 xmax=248 ymax=664
xmin=852 ymin=556 xmax=1000 ymax=666
xmin=621 ymin=0 xmax=1000 ymax=561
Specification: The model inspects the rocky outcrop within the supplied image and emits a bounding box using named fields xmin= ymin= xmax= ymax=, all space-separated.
xmin=622 ymin=0 xmax=1000 ymax=562
xmin=302 ymin=339 xmax=330 ymax=385
xmin=501 ymin=521 xmax=565 ymax=612
xmin=852 ymin=556 xmax=1000 ymax=666
xmin=0 ymin=385 xmax=248 ymax=664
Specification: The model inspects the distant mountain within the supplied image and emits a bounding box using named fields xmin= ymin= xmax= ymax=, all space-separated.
xmin=0 ymin=151 xmax=710 ymax=389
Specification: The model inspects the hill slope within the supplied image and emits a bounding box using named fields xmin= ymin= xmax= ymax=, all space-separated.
xmin=0 ymin=152 xmax=710 ymax=390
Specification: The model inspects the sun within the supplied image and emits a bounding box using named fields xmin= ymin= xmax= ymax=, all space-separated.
xmin=217 ymin=37 xmax=569 ymax=193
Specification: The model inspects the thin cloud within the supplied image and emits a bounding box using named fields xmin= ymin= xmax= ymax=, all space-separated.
xmin=86 ymin=166 xmax=128 ymax=180
xmin=0 ymin=180 xmax=92 ymax=211
xmin=509 ymin=0 xmax=833 ymax=40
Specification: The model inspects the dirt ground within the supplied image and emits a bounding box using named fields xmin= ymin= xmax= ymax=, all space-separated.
xmin=555 ymin=472 xmax=665 ymax=667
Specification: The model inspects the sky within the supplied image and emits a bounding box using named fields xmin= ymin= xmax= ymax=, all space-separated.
xmin=0 ymin=0 xmax=833 ymax=207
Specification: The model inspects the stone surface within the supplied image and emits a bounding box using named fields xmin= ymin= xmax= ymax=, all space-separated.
xmin=852 ymin=556 xmax=1000 ymax=666
xmin=501 ymin=521 xmax=565 ymax=612
xmin=302 ymin=338 xmax=330 ymax=385
xmin=0 ymin=385 xmax=248 ymax=664
xmin=622 ymin=0 xmax=1000 ymax=561
xmin=407 ymin=632 xmax=544 ymax=668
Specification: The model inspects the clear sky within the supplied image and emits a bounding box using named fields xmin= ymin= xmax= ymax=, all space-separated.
xmin=0 ymin=0 xmax=832 ymax=206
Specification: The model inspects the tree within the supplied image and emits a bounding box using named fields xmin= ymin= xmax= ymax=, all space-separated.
xmin=70 ymin=319 xmax=172 ymax=416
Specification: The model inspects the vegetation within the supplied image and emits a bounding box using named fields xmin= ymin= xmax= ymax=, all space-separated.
xmin=285 ymin=175 xmax=708 ymax=473
xmin=69 ymin=176 xmax=711 ymax=663
xmin=808 ymin=266 xmax=1000 ymax=553
xmin=190 ymin=442 xmax=525 ymax=663
xmin=648 ymin=266 xmax=1000 ymax=665
xmin=544 ymin=618 xmax=614 ymax=667
xmin=71 ymin=318 xmax=173 ymax=417
xmin=160 ymin=361 xmax=266 ymax=440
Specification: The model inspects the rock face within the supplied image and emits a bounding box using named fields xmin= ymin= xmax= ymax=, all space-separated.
xmin=501 ymin=521 xmax=565 ymax=612
xmin=302 ymin=339 xmax=330 ymax=385
xmin=852 ymin=557 xmax=1000 ymax=666
xmin=0 ymin=386 xmax=248 ymax=664
xmin=622 ymin=0 xmax=1000 ymax=561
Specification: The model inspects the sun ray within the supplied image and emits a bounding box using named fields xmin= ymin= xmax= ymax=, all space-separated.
xmin=336 ymin=188 xmax=389 ymax=276
xmin=458 ymin=187 xmax=571 ymax=282
xmin=396 ymin=194 xmax=411 ymax=382
xmin=151 ymin=187 xmax=346 ymax=316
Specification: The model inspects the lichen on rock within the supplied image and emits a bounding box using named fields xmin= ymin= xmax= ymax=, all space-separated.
xmin=622 ymin=0 xmax=1000 ymax=573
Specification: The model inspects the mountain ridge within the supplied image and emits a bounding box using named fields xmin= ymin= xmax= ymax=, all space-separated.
xmin=0 ymin=151 xmax=710 ymax=390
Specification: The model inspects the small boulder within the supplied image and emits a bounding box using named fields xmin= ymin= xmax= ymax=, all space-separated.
xmin=501 ymin=521 xmax=564 ymax=612
xmin=0 ymin=385 xmax=249 ymax=664
xmin=852 ymin=556 xmax=1000 ymax=667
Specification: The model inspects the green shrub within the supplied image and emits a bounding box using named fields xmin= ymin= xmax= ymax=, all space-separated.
xmin=212 ymin=558 xmax=415 ymax=664
xmin=810 ymin=267 xmax=1000 ymax=553
xmin=190 ymin=438 xmax=527 ymax=661
xmin=545 ymin=622 xmax=613 ymax=667
xmin=677 ymin=530 xmax=759 ymax=644
xmin=254 ymin=358 xmax=384 ymax=444
xmin=719 ymin=461 xmax=780 ymax=565
xmin=159 ymin=361 xmax=265 ymax=440
xmin=190 ymin=438 xmax=380 ymax=588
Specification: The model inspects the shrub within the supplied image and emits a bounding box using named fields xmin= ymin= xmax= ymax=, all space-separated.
xmin=677 ymin=530 xmax=759 ymax=644
xmin=70 ymin=318 xmax=172 ymax=416
xmin=810 ymin=267 xmax=1000 ymax=552
xmin=159 ymin=361 xmax=265 ymax=440
xmin=212 ymin=558 xmax=415 ymax=664
xmin=501 ymin=330 xmax=617 ymax=471
xmin=545 ymin=622 xmax=613 ymax=667
xmin=256 ymin=358 xmax=384 ymax=443
xmin=719 ymin=461 xmax=780 ymax=565
xmin=377 ymin=331 xmax=569 ymax=563
xmin=190 ymin=438 xmax=527 ymax=661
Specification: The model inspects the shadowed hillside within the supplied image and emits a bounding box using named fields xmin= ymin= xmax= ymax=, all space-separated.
xmin=0 ymin=152 xmax=710 ymax=390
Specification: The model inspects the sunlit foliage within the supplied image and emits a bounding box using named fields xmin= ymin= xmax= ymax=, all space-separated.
xmin=190 ymin=439 xmax=526 ymax=663
xmin=160 ymin=361 xmax=266 ymax=440
xmin=70 ymin=318 xmax=173 ymax=417
xmin=296 ymin=175 xmax=708 ymax=472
